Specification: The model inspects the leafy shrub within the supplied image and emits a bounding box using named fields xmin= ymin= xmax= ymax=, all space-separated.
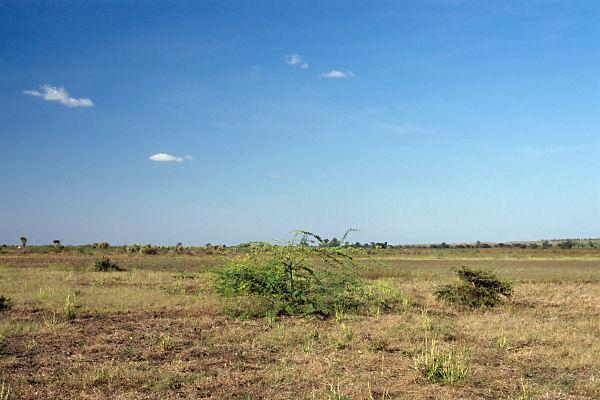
xmin=0 ymin=296 xmax=11 ymax=311
xmin=140 ymin=244 xmax=158 ymax=255
xmin=367 ymin=337 xmax=389 ymax=352
xmin=93 ymin=257 xmax=125 ymax=272
xmin=127 ymin=243 xmax=141 ymax=253
xmin=216 ymin=231 xmax=367 ymax=317
xmin=435 ymin=266 xmax=513 ymax=308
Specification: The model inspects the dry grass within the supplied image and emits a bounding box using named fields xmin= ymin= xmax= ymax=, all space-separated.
xmin=0 ymin=249 xmax=599 ymax=399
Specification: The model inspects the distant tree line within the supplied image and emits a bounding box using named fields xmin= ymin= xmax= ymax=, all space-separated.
xmin=2 ymin=235 xmax=599 ymax=252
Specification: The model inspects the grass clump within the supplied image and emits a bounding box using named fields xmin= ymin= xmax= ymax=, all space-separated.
xmin=63 ymin=293 xmax=79 ymax=321
xmin=413 ymin=337 xmax=469 ymax=384
xmin=216 ymin=230 xmax=367 ymax=317
xmin=0 ymin=296 xmax=11 ymax=311
xmin=93 ymin=257 xmax=125 ymax=272
xmin=0 ymin=383 xmax=12 ymax=400
xmin=435 ymin=266 xmax=513 ymax=308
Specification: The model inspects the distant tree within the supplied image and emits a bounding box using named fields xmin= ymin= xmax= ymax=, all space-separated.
xmin=20 ymin=236 xmax=27 ymax=247
xmin=541 ymin=240 xmax=550 ymax=248
xmin=53 ymin=239 xmax=61 ymax=246
xmin=475 ymin=241 xmax=482 ymax=248
xmin=329 ymin=237 xmax=341 ymax=247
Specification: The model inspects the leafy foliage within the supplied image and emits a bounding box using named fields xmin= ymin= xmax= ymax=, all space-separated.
xmin=216 ymin=230 xmax=368 ymax=317
xmin=435 ymin=266 xmax=513 ymax=308
xmin=93 ymin=257 xmax=126 ymax=272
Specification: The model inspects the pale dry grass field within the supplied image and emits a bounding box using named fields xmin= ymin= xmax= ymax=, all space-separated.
xmin=0 ymin=249 xmax=599 ymax=399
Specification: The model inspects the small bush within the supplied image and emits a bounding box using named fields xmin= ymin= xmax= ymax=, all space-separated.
xmin=216 ymin=230 xmax=368 ymax=317
xmin=0 ymin=296 xmax=11 ymax=311
xmin=435 ymin=266 xmax=513 ymax=308
xmin=93 ymin=257 xmax=125 ymax=272
xmin=218 ymin=256 xmax=364 ymax=317
xmin=140 ymin=244 xmax=158 ymax=255
xmin=367 ymin=337 xmax=389 ymax=352
xmin=127 ymin=243 xmax=141 ymax=253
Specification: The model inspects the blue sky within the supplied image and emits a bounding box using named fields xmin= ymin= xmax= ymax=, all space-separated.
xmin=1 ymin=1 xmax=599 ymax=245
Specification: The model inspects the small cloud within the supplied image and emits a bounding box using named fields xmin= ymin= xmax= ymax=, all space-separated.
xmin=318 ymin=70 xmax=354 ymax=79
xmin=149 ymin=153 xmax=192 ymax=162
xmin=285 ymin=53 xmax=308 ymax=68
xmin=23 ymin=84 xmax=93 ymax=107
xmin=269 ymin=174 xmax=281 ymax=179
xmin=250 ymin=65 xmax=261 ymax=71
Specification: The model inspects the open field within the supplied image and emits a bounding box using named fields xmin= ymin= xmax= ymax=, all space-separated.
xmin=1 ymin=248 xmax=599 ymax=399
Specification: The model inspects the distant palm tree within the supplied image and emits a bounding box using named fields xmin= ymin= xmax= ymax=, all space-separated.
xmin=53 ymin=240 xmax=61 ymax=246
xmin=20 ymin=236 xmax=27 ymax=247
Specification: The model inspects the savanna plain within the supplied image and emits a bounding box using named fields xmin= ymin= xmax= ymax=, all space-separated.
xmin=0 ymin=245 xmax=599 ymax=400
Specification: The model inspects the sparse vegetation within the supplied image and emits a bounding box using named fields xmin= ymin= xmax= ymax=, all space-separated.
xmin=0 ymin=245 xmax=598 ymax=399
xmin=435 ymin=266 xmax=513 ymax=308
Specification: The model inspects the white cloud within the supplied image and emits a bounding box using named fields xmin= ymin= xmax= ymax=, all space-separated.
xmin=23 ymin=84 xmax=93 ymax=107
xmin=149 ymin=153 xmax=192 ymax=162
xmin=269 ymin=174 xmax=281 ymax=179
xmin=285 ymin=53 xmax=308 ymax=69
xmin=250 ymin=65 xmax=261 ymax=71
xmin=318 ymin=70 xmax=354 ymax=79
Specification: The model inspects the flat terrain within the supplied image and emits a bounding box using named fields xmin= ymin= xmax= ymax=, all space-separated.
xmin=1 ymin=248 xmax=599 ymax=399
